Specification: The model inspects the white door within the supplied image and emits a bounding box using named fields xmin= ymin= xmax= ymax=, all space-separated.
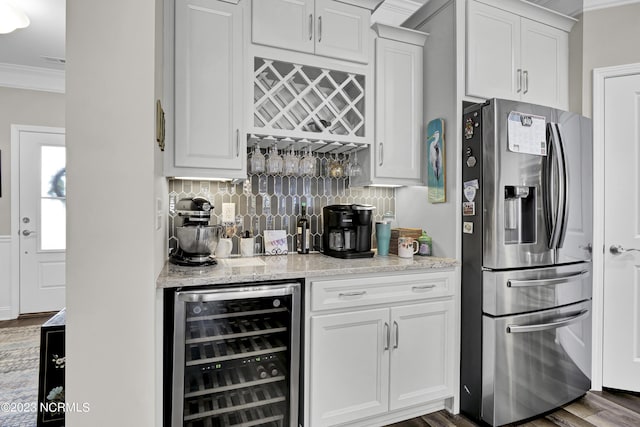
xmin=602 ymin=72 xmax=640 ymax=392
xmin=18 ymin=128 xmax=66 ymax=314
xmin=389 ymin=301 xmax=453 ymax=410
xmin=309 ymin=309 xmax=389 ymax=426
xmin=314 ymin=0 xmax=369 ymax=63
xmin=520 ymin=18 xmax=568 ymax=110
xmin=251 ymin=0 xmax=315 ymax=54
xmin=466 ymin=0 xmax=521 ymax=101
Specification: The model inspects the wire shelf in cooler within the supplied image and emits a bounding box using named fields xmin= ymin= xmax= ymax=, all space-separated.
xmin=186 ymin=335 xmax=287 ymax=366
xmin=186 ymin=317 xmax=288 ymax=344
xmin=185 ymin=404 xmax=285 ymax=427
xmin=186 ymin=307 xmax=288 ymax=323
xmin=185 ymin=360 xmax=286 ymax=398
xmin=183 ymin=382 xmax=287 ymax=422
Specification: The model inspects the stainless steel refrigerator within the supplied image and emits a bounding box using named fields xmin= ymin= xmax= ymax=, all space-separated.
xmin=460 ymin=98 xmax=593 ymax=426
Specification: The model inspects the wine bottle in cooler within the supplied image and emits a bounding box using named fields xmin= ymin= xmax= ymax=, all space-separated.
xmin=297 ymin=202 xmax=310 ymax=254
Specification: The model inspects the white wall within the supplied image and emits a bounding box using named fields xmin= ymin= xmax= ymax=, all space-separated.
xmin=65 ymin=0 xmax=162 ymax=425
xmin=397 ymin=0 xmax=459 ymax=259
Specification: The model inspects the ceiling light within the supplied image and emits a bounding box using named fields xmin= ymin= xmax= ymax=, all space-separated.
xmin=0 ymin=1 xmax=30 ymax=34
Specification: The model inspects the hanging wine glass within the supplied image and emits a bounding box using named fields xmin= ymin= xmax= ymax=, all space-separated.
xmin=349 ymin=149 xmax=362 ymax=177
xmin=283 ymin=146 xmax=299 ymax=175
xmin=343 ymin=153 xmax=352 ymax=177
xmin=249 ymin=144 xmax=265 ymax=173
xmin=266 ymin=144 xmax=283 ymax=174
xmin=299 ymin=146 xmax=316 ymax=176
xmin=329 ymin=153 xmax=344 ymax=178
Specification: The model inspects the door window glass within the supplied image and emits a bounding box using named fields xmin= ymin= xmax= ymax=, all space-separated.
xmin=40 ymin=146 xmax=66 ymax=251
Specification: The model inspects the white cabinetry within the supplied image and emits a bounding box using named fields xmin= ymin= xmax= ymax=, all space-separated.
xmin=165 ymin=0 xmax=246 ymax=179
xmin=252 ymin=0 xmax=381 ymax=64
xmin=352 ymin=24 xmax=427 ymax=187
xmin=466 ymin=0 xmax=574 ymax=110
xmin=306 ymin=269 xmax=456 ymax=426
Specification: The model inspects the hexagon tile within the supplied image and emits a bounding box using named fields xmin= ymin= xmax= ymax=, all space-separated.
xmin=168 ymin=158 xmax=395 ymax=255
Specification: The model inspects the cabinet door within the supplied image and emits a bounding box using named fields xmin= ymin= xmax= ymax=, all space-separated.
xmin=375 ymin=38 xmax=422 ymax=183
xmin=389 ymin=301 xmax=454 ymax=410
xmin=174 ymin=0 xmax=244 ymax=170
xmin=251 ymin=0 xmax=315 ymax=54
xmin=310 ymin=309 xmax=390 ymax=426
xmin=521 ymin=18 xmax=569 ymax=109
xmin=466 ymin=0 xmax=521 ymax=101
xmin=315 ymin=0 xmax=370 ymax=63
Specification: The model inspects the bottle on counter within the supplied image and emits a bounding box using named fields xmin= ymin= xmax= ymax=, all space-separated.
xmin=417 ymin=230 xmax=432 ymax=256
xmin=297 ymin=202 xmax=310 ymax=254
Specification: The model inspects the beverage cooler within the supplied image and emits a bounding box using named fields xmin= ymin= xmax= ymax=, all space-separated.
xmin=166 ymin=282 xmax=302 ymax=427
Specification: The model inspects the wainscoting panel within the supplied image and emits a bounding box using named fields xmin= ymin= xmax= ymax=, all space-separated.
xmin=0 ymin=236 xmax=13 ymax=320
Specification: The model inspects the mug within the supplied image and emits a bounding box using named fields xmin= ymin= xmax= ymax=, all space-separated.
xmin=398 ymin=237 xmax=419 ymax=258
xmin=215 ymin=238 xmax=233 ymax=258
xmin=241 ymin=237 xmax=255 ymax=257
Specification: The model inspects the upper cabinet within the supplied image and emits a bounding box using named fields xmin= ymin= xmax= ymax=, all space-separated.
xmin=252 ymin=0 xmax=383 ymax=64
xmin=466 ymin=0 xmax=575 ymax=110
xmin=165 ymin=0 xmax=247 ymax=179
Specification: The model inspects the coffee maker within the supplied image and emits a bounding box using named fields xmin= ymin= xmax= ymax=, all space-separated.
xmin=170 ymin=197 xmax=222 ymax=266
xmin=322 ymin=204 xmax=375 ymax=259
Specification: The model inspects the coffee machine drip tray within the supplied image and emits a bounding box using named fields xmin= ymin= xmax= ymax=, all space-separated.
xmin=322 ymin=250 xmax=375 ymax=259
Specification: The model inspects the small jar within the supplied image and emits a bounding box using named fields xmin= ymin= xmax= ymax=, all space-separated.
xmin=417 ymin=231 xmax=432 ymax=256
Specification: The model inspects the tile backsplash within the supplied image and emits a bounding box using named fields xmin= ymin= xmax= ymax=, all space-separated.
xmin=168 ymin=171 xmax=395 ymax=255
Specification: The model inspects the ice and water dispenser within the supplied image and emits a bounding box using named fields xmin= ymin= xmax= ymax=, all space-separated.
xmin=504 ymin=185 xmax=536 ymax=245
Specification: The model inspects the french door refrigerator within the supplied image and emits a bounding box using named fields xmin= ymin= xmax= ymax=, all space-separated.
xmin=461 ymin=98 xmax=593 ymax=426
xmin=167 ymin=281 xmax=301 ymax=427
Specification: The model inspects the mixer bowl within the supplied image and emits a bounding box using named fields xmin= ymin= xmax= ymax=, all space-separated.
xmin=176 ymin=225 xmax=222 ymax=255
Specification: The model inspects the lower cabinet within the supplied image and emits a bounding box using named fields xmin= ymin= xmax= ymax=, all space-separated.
xmin=307 ymin=271 xmax=456 ymax=426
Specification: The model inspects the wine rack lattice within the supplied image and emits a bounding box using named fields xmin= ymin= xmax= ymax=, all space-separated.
xmin=254 ymin=57 xmax=366 ymax=138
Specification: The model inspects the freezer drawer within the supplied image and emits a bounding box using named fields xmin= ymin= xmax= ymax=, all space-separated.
xmin=483 ymin=263 xmax=591 ymax=316
xmin=482 ymin=300 xmax=591 ymax=426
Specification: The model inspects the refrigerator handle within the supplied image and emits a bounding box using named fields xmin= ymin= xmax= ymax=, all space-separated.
xmin=546 ymin=123 xmax=566 ymax=250
xmin=506 ymin=309 xmax=589 ymax=334
xmin=555 ymin=123 xmax=570 ymax=248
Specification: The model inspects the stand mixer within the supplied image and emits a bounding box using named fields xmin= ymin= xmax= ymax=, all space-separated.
xmin=170 ymin=197 xmax=223 ymax=266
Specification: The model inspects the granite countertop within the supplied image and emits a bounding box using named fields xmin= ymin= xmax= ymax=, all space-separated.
xmin=156 ymin=252 xmax=458 ymax=288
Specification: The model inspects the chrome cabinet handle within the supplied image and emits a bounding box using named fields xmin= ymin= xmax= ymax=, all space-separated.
xmin=317 ymin=16 xmax=322 ymax=42
xmin=516 ymin=69 xmax=522 ymax=93
xmin=379 ymin=142 xmax=384 ymax=166
xmin=393 ymin=321 xmax=399 ymax=349
xmin=22 ymin=230 xmax=36 ymax=236
xmin=338 ymin=291 xmax=366 ymax=297
xmin=506 ymin=309 xmax=589 ymax=334
xmin=610 ymin=244 xmax=640 ymax=255
xmin=384 ymin=322 xmax=389 ymax=350
xmin=523 ymin=70 xmax=529 ymax=94
xmin=309 ymin=14 xmax=313 ymax=40
xmin=412 ymin=284 xmax=437 ymax=291
xmin=236 ymin=129 xmax=240 ymax=157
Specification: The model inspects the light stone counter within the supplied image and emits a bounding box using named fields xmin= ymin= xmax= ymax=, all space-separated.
xmin=156 ymin=252 xmax=458 ymax=288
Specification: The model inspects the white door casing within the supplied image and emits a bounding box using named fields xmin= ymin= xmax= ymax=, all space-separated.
xmin=593 ymin=62 xmax=640 ymax=391
xmin=11 ymin=125 xmax=66 ymax=315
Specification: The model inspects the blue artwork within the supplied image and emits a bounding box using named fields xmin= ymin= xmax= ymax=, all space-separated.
xmin=427 ymin=118 xmax=445 ymax=203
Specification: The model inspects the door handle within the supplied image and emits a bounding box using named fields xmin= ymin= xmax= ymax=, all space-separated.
xmin=516 ymin=69 xmax=522 ymax=93
xmin=523 ymin=70 xmax=529 ymax=94
xmin=393 ymin=321 xmax=399 ymax=349
xmin=22 ymin=230 xmax=36 ymax=237
xmin=507 ymin=271 xmax=588 ymax=288
xmin=384 ymin=322 xmax=390 ymax=350
xmin=610 ymin=244 xmax=640 ymax=255
xmin=317 ymin=16 xmax=322 ymax=43
xmin=308 ymin=14 xmax=313 ymax=40
xmin=379 ymin=142 xmax=384 ymax=166
xmin=236 ymin=129 xmax=240 ymax=157
xmin=338 ymin=291 xmax=366 ymax=298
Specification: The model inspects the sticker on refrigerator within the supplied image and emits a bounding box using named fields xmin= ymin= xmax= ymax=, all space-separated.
xmin=464 ymin=118 xmax=475 ymax=139
xmin=463 ymin=202 xmax=475 ymax=216
xmin=463 ymin=185 xmax=477 ymax=202
xmin=463 ymin=222 xmax=474 ymax=234
xmin=464 ymin=179 xmax=479 ymax=189
xmin=507 ymin=111 xmax=547 ymax=156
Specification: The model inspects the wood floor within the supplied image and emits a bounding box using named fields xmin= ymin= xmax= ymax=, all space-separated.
xmin=0 ymin=312 xmax=56 ymax=328
xmin=389 ymin=389 xmax=640 ymax=427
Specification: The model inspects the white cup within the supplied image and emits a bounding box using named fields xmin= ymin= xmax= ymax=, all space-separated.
xmin=398 ymin=237 xmax=419 ymax=258
xmin=215 ymin=238 xmax=233 ymax=258
xmin=241 ymin=237 xmax=255 ymax=257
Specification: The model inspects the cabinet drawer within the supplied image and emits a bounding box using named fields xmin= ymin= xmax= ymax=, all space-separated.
xmin=309 ymin=270 xmax=454 ymax=312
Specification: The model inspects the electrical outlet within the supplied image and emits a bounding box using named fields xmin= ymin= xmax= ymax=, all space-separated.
xmin=222 ymin=203 xmax=236 ymax=223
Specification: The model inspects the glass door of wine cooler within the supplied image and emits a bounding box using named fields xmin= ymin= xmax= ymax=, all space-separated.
xmin=173 ymin=283 xmax=301 ymax=427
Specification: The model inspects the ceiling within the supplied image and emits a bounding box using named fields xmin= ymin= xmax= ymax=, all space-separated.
xmin=0 ymin=0 xmax=634 ymax=77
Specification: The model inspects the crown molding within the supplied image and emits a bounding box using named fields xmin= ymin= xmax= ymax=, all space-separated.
xmin=0 ymin=63 xmax=65 ymax=94
xmin=584 ymin=0 xmax=640 ymax=11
